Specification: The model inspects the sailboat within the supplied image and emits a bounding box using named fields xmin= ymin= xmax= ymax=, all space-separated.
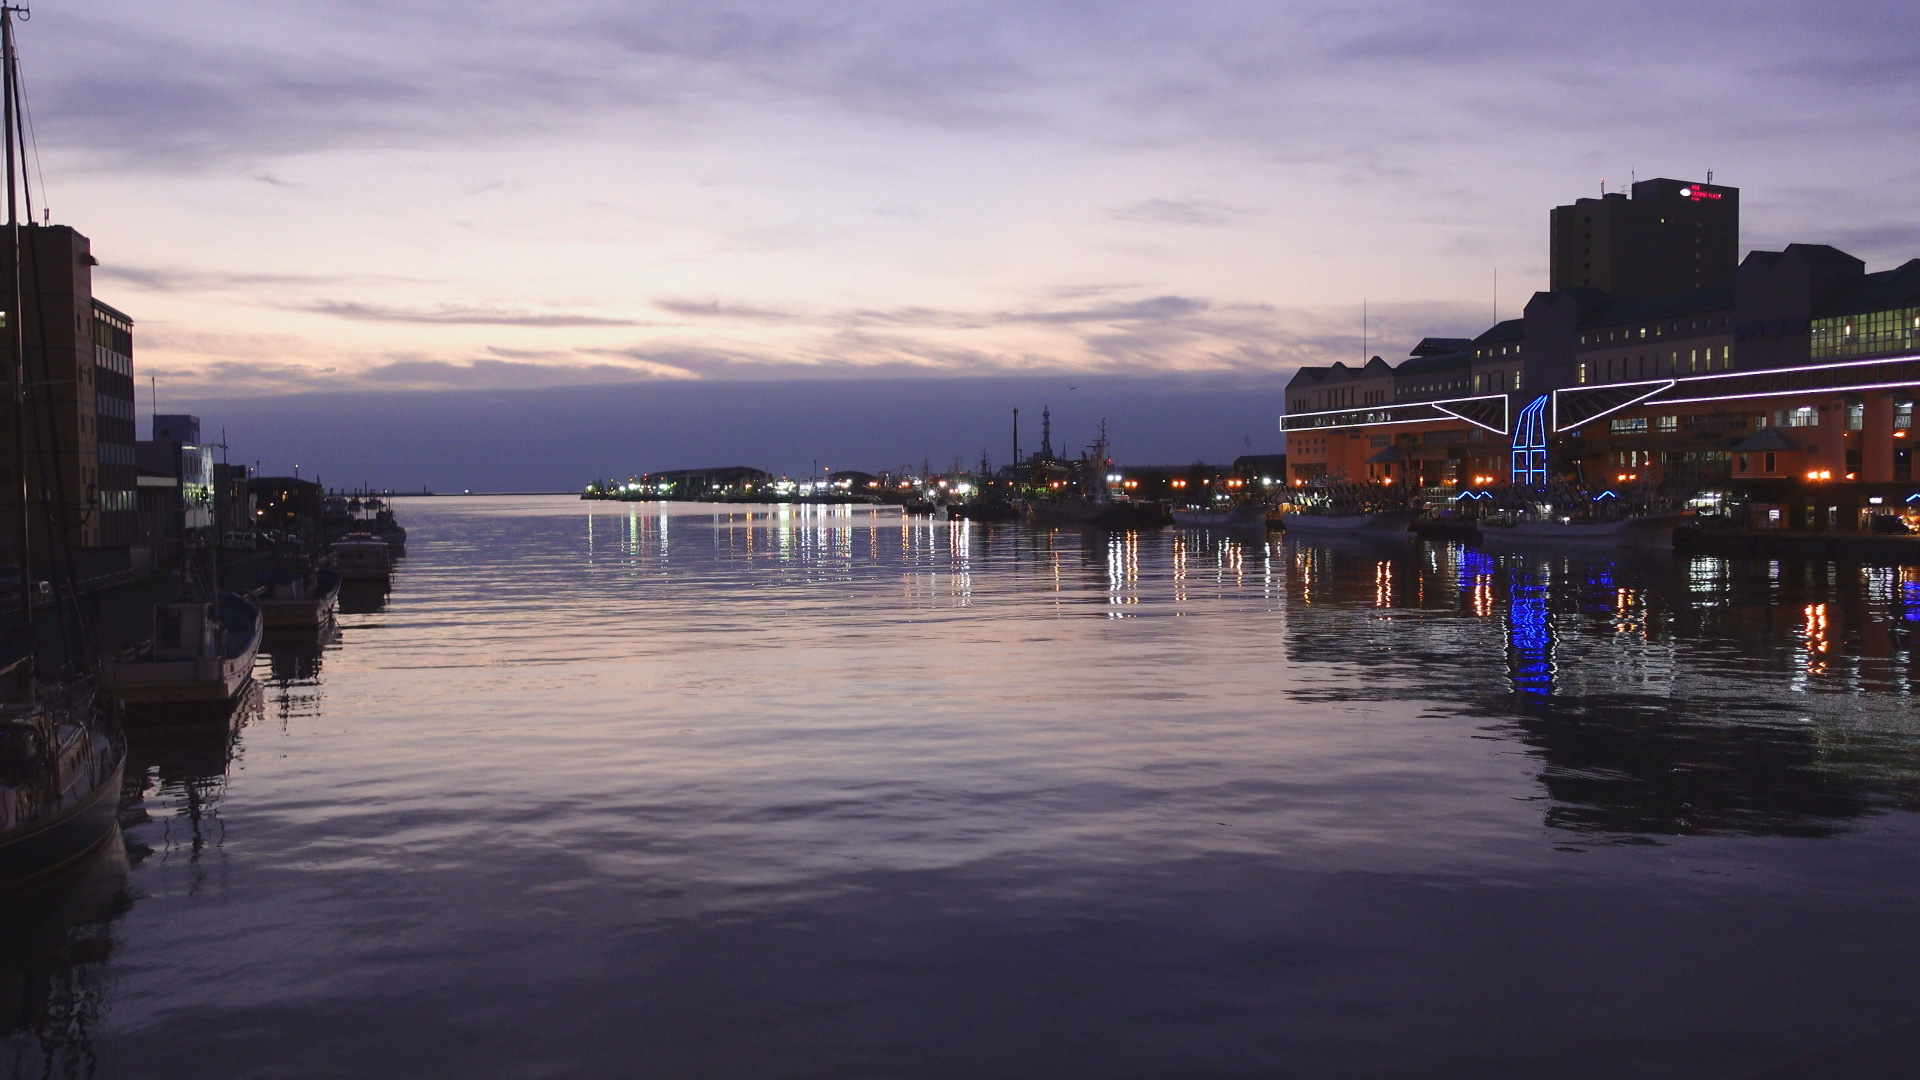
xmin=0 ymin=5 xmax=124 ymax=885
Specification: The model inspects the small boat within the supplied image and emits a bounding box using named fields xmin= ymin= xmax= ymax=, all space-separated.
xmin=255 ymin=567 xmax=342 ymax=629
xmin=1280 ymin=507 xmax=1420 ymax=534
xmin=1028 ymin=498 xmax=1166 ymax=529
xmin=947 ymin=499 xmax=1022 ymax=523
xmin=371 ymin=508 xmax=407 ymax=552
xmin=1479 ymin=511 xmax=1692 ymax=549
xmin=327 ymin=533 xmax=393 ymax=581
xmin=1170 ymin=503 xmax=1268 ymax=529
xmin=102 ymin=594 xmax=263 ymax=705
xmin=0 ymin=666 xmax=124 ymax=887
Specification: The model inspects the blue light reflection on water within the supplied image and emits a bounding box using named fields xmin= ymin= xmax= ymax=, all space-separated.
xmin=7 ymin=497 xmax=1920 ymax=1080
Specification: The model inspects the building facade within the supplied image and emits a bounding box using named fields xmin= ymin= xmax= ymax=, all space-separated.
xmin=1282 ymin=179 xmax=1920 ymax=532
xmin=0 ymin=224 xmax=137 ymax=570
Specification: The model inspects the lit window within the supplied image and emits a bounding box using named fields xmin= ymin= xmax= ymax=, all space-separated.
xmin=1658 ymin=415 xmax=1678 ymax=432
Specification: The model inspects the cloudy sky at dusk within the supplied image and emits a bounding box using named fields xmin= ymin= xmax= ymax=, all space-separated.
xmin=12 ymin=0 xmax=1919 ymax=480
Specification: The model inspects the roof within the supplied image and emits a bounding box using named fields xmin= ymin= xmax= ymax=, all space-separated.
xmin=248 ymin=476 xmax=321 ymax=491
xmin=1473 ymin=319 xmax=1524 ymax=345
xmin=1732 ymin=427 xmax=1799 ymax=452
xmin=1815 ymin=259 xmax=1920 ymax=319
xmin=90 ymin=297 xmax=134 ymax=325
xmin=1394 ymin=351 xmax=1470 ymax=377
xmin=1287 ymin=356 xmax=1394 ymax=388
xmin=1582 ymin=283 xmax=1734 ymax=329
xmin=1410 ymin=337 xmax=1473 ymax=357
xmin=1365 ymin=446 xmax=1403 ymax=464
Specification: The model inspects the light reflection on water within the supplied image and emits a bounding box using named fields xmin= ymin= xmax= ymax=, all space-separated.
xmin=5 ymin=496 xmax=1920 ymax=1078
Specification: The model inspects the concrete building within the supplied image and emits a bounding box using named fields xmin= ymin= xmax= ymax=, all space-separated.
xmin=0 ymin=224 xmax=144 ymax=577
xmin=138 ymin=413 xmax=214 ymax=534
xmin=1550 ymin=178 xmax=1739 ymax=299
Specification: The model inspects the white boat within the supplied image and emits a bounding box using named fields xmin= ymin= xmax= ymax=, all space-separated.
xmin=102 ymin=594 xmax=263 ymax=704
xmin=256 ymin=567 xmax=342 ymax=629
xmin=1171 ymin=503 xmax=1269 ymax=528
xmin=327 ymin=533 xmax=393 ymax=581
xmin=1280 ymin=507 xmax=1420 ymax=535
xmin=1479 ymin=511 xmax=1692 ymax=549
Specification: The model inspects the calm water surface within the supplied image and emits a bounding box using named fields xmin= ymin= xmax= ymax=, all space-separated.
xmin=7 ymin=495 xmax=1920 ymax=1078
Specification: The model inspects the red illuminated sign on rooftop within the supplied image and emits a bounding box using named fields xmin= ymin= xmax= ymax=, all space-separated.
xmin=1677 ymin=185 xmax=1723 ymax=202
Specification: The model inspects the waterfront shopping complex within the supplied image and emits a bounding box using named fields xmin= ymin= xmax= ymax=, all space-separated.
xmin=1282 ymin=178 xmax=1920 ymax=532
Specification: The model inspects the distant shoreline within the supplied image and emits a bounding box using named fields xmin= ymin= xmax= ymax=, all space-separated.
xmin=391 ymin=491 xmax=579 ymax=497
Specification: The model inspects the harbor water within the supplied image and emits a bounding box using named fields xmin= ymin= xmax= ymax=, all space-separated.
xmin=7 ymin=495 xmax=1920 ymax=1078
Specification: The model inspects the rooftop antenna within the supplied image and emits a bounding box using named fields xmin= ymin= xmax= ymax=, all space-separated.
xmin=1362 ymin=299 xmax=1367 ymax=362
xmin=1706 ymin=168 xmax=1713 ymax=184
xmin=1012 ymin=407 xmax=1019 ymax=466
xmin=1492 ymin=269 xmax=1497 ymax=324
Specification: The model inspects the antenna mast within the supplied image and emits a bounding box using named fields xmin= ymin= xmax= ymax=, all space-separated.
xmin=4 ymin=4 xmax=28 ymax=633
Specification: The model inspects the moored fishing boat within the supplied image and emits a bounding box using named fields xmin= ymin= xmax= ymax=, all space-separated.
xmin=371 ymin=507 xmax=406 ymax=552
xmin=102 ymin=594 xmax=263 ymax=705
xmin=1480 ymin=510 xmax=1692 ymax=549
xmin=1170 ymin=503 xmax=1268 ymax=528
xmin=256 ymin=566 xmax=342 ymax=629
xmin=1280 ymin=506 xmax=1420 ymax=534
xmin=327 ymin=532 xmax=393 ymax=581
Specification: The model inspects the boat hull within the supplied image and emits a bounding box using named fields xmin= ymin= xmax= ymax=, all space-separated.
xmin=102 ymin=656 xmax=256 ymax=703
xmin=103 ymin=606 xmax=264 ymax=705
xmin=1281 ymin=508 xmax=1419 ymax=534
xmin=1171 ymin=505 xmax=1267 ymax=528
xmin=0 ymin=753 xmax=123 ymax=888
xmin=258 ymin=576 xmax=341 ymax=629
xmin=1480 ymin=512 xmax=1691 ymax=549
xmin=1030 ymin=501 xmax=1166 ymax=529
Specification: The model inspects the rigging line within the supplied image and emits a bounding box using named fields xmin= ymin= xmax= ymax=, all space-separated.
xmin=13 ymin=43 xmax=42 ymax=222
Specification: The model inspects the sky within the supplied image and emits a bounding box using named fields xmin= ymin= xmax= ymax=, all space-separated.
xmin=17 ymin=0 xmax=1920 ymax=483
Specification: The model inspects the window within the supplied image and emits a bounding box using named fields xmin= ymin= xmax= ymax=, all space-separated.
xmin=1577 ymin=363 xmax=1588 ymax=385
xmin=1777 ymin=406 xmax=1819 ymax=428
xmin=1897 ymin=401 xmax=1914 ymax=430
xmin=1610 ymin=417 xmax=1649 ymax=434
xmin=1763 ymin=452 xmax=1776 ymax=473
xmin=1738 ymin=453 xmax=1749 ymax=472
xmin=1657 ymin=415 xmax=1678 ymax=432
xmin=1846 ymin=402 xmax=1865 ymax=431
xmin=1513 ymin=371 xmax=1521 ymax=391
xmin=1810 ymin=305 xmax=1920 ymax=359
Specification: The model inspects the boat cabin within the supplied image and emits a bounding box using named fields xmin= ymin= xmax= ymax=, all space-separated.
xmin=153 ymin=602 xmax=220 ymax=661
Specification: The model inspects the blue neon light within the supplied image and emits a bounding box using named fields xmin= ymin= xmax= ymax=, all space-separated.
xmin=1907 ymin=494 xmax=1920 ymax=504
xmin=1507 ymin=576 xmax=1553 ymax=697
xmin=1510 ymin=395 xmax=1549 ymax=487
xmin=1454 ymin=490 xmax=1493 ymax=501
xmin=1592 ymin=490 xmax=1617 ymax=501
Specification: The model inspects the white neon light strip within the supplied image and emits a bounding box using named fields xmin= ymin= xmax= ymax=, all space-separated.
xmin=1431 ymin=396 xmax=1510 ymax=434
xmin=1553 ymin=352 xmax=1920 ymax=422
xmin=1661 ymin=379 xmax=1920 ymax=406
xmin=1279 ymin=394 xmax=1511 ymax=433
xmin=1551 ymin=380 xmax=1674 ymax=433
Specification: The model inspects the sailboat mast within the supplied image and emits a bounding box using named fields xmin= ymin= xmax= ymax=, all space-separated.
xmin=3 ymin=6 xmax=28 ymax=632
